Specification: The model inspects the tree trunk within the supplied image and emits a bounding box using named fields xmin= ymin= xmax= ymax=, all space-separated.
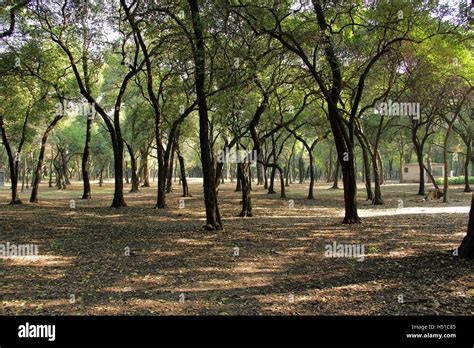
xmin=141 ymin=148 xmax=150 ymax=187
xmin=126 ymin=142 xmax=140 ymax=193
xmin=82 ymin=117 xmax=92 ymax=199
xmin=0 ymin=117 xmax=22 ymax=204
xmin=307 ymin=152 xmax=315 ymax=199
xmin=30 ymin=115 xmax=62 ymax=203
xmin=166 ymin=140 xmax=176 ymax=193
xmin=268 ymin=166 xmax=276 ymax=193
xmin=298 ymin=149 xmax=305 ymax=184
xmin=111 ymin=140 xmax=127 ymax=208
xmin=372 ymin=153 xmax=384 ymax=205
xmin=188 ymin=0 xmax=222 ymax=230
xmin=235 ymin=163 xmax=242 ymax=192
xmin=361 ymin=139 xmax=373 ymax=200
xmin=99 ymin=167 xmax=104 ymax=187
xmin=416 ymin=146 xmax=425 ymax=196
xmin=443 ymin=119 xmax=456 ymax=203
xmin=238 ymin=161 xmax=252 ymax=217
xmin=177 ymin=145 xmax=191 ymax=197
xmin=377 ymin=151 xmax=384 ymax=185
xmin=464 ymin=137 xmax=472 ymax=192
xmin=49 ymin=147 xmax=54 ymax=188
xmin=457 ymin=192 xmax=474 ymax=258
xmin=331 ymin=160 xmax=340 ymax=189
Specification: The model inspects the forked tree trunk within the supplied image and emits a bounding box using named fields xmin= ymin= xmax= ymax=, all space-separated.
xmin=30 ymin=114 xmax=63 ymax=203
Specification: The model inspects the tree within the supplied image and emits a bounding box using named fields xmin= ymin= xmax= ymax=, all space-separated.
xmin=458 ymin=193 xmax=474 ymax=259
xmin=188 ymin=0 xmax=222 ymax=230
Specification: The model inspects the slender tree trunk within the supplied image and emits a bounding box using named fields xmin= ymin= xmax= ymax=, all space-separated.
xmin=21 ymin=155 xmax=26 ymax=193
xmin=378 ymin=151 xmax=384 ymax=185
xmin=49 ymin=147 xmax=53 ymax=188
xmin=31 ymin=116 xmax=62 ymax=202
xmin=177 ymin=145 xmax=191 ymax=197
xmin=126 ymin=143 xmax=140 ymax=193
xmin=308 ymin=152 xmax=315 ymax=199
xmin=443 ymin=118 xmax=457 ymax=203
xmin=99 ymin=167 xmax=104 ymax=187
xmin=82 ymin=118 xmax=92 ymax=199
xmin=331 ymin=160 xmax=340 ymax=189
xmin=372 ymin=153 xmax=384 ymax=205
xmin=141 ymin=148 xmax=150 ymax=187
xmin=464 ymin=137 xmax=472 ymax=192
xmin=235 ymin=163 xmax=242 ymax=192
xmin=166 ymin=140 xmax=176 ymax=193
xmin=298 ymin=149 xmax=305 ymax=184
xmin=238 ymin=161 xmax=252 ymax=217
xmin=361 ymin=140 xmax=373 ymax=200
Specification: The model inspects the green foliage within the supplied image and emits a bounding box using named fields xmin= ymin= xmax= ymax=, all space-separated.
xmin=436 ymin=176 xmax=474 ymax=185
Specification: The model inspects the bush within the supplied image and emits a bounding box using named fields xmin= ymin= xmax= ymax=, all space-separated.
xmin=435 ymin=176 xmax=474 ymax=185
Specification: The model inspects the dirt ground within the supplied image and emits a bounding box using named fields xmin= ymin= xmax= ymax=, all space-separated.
xmin=0 ymin=179 xmax=472 ymax=315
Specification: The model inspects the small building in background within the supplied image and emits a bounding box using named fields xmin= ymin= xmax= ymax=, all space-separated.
xmin=401 ymin=163 xmax=444 ymax=183
xmin=0 ymin=168 xmax=4 ymax=187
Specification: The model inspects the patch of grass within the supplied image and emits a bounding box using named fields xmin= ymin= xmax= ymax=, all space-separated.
xmin=435 ymin=176 xmax=474 ymax=185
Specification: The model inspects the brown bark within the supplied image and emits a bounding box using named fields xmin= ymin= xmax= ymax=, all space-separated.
xmin=458 ymin=193 xmax=474 ymax=258
xmin=188 ymin=0 xmax=222 ymax=230
xmin=30 ymin=114 xmax=63 ymax=203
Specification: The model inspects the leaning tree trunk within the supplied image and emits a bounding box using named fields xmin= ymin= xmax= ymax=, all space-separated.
xmin=0 ymin=117 xmax=22 ymax=204
xmin=458 ymin=192 xmax=474 ymax=258
xmin=361 ymin=140 xmax=373 ymax=200
xmin=30 ymin=115 xmax=63 ymax=203
xmin=177 ymin=146 xmax=191 ymax=197
xmin=422 ymin=163 xmax=439 ymax=191
xmin=166 ymin=140 xmax=176 ymax=193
